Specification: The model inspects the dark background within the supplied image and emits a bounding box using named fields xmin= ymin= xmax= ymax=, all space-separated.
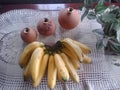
xmin=0 ymin=0 xmax=116 ymax=4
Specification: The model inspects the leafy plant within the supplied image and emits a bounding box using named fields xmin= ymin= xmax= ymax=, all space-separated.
xmin=80 ymin=0 xmax=120 ymax=54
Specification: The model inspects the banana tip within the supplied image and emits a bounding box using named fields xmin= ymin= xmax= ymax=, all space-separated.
xmin=32 ymin=84 xmax=38 ymax=88
xmin=50 ymin=88 xmax=54 ymax=90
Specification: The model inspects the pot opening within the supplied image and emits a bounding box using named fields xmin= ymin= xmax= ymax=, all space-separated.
xmin=68 ymin=7 xmax=73 ymax=14
xmin=44 ymin=18 xmax=48 ymax=22
xmin=24 ymin=28 xmax=29 ymax=33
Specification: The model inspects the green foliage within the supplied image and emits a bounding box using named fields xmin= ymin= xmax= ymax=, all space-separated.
xmin=87 ymin=11 xmax=96 ymax=19
xmin=96 ymin=39 xmax=104 ymax=49
xmin=80 ymin=0 xmax=120 ymax=54
xmin=108 ymin=38 xmax=120 ymax=53
xmin=84 ymin=0 xmax=93 ymax=8
xmin=95 ymin=2 xmax=106 ymax=14
xmin=81 ymin=7 xmax=89 ymax=21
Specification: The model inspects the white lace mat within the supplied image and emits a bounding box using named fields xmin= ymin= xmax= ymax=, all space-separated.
xmin=0 ymin=9 xmax=120 ymax=90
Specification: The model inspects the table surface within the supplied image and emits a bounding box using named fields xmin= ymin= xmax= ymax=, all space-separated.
xmin=1 ymin=3 xmax=120 ymax=90
xmin=1 ymin=3 xmax=120 ymax=14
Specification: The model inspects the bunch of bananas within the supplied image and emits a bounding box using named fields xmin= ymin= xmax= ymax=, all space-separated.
xmin=19 ymin=38 xmax=91 ymax=89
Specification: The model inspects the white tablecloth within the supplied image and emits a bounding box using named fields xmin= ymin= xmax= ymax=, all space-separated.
xmin=0 ymin=9 xmax=120 ymax=90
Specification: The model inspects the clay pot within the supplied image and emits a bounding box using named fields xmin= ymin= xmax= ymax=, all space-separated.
xmin=20 ymin=27 xmax=37 ymax=43
xmin=58 ymin=7 xmax=80 ymax=30
xmin=37 ymin=18 xmax=56 ymax=36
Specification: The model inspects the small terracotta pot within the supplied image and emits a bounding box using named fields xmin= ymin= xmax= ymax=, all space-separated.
xmin=37 ymin=18 xmax=56 ymax=36
xmin=58 ymin=7 xmax=80 ymax=30
xmin=20 ymin=27 xmax=37 ymax=43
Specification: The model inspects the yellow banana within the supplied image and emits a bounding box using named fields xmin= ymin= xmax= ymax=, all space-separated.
xmin=28 ymin=47 xmax=44 ymax=86
xmin=60 ymin=53 xmax=79 ymax=83
xmin=33 ymin=53 xmax=49 ymax=87
xmin=60 ymin=39 xmax=83 ymax=62
xmin=47 ymin=55 xmax=57 ymax=89
xmin=54 ymin=53 xmax=69 ymax=81
xmin=61 ymin=46 xmax=78 ymax=61
xmin=61 ymin=48 xmax=80 ymax=69
xmin=70 ymin=58 xmax=80 ymax=70
xmin=23 ymin=62 xmax=30 ymax=81
xmin=66 ymin=38 xmax=91 ymax=54
xmin=82 ymin=54 xmax=91 ymax=64
xmin=57 ymin=70 xmax=64 ymax=82
xmin=74 ymin=41 xmax=91 ymax=54
xmin=19 ymin=41 xmax=44 ymax=68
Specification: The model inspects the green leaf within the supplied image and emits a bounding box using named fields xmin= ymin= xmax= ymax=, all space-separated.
xmin=81 ymin=7 xmax=89 ymax=21
xmin=84 ymin=0 xmax=92 ymax=8
xmin=109 ymin=37 xmax=120 ymax=44
xmin=92 ymin=29 xmax=104 ymax=36
xmin=96 ymin=39 xmax=104 ymax=49
xmin=95 ymin=0 xmax=106 ymax=14
xmin=78 ymin=4 xmax=84 ymax=11
xmin=87 ymin=11 xmax=96 ymax=20
xmin=107 ymin=23 xmax=116 ymax=36
xmin=116 ymin=14 xmax=120 ymax=18
xmin=102 ymin=23 xmax=117 ymax=37
xmin=103 ymin=23 xmax=111 ymax=36
xmin=101 ymin=13 xmax=116 ymax=23
xmin=108 ymin=38 xmax=120 ymax=52
xmin=108 ymin=5 xmax=119 ymax=12
xmin=95 ymin=6 xmax=106 ymax=14
xmin=109 ymin=43 xmax=120 ymax=53
xmin=113 ymin=23 xmax=120 ymax=31
xmin=98 ymin=0 xmax=105 ymax=5
xmin=96 ymin=15 xmax=105 ymax=25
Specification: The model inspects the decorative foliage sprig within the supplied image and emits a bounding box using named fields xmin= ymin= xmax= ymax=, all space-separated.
xmin=80 ymin=0 xmax=120 ymax=54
